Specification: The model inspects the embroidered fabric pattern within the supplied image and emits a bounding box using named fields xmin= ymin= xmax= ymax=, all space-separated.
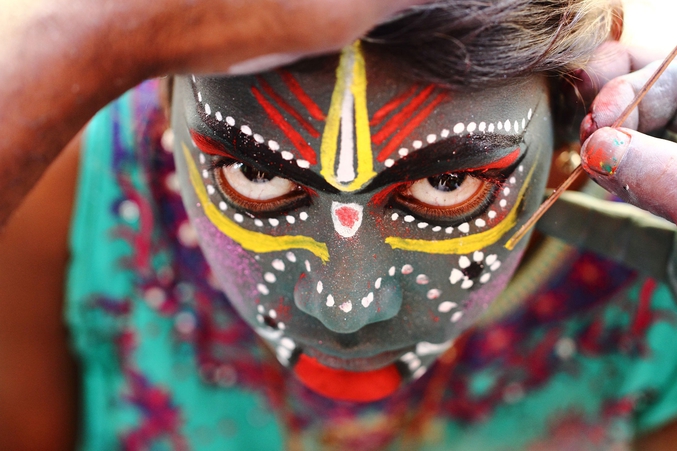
xmin=67 ymin=81 xmax=677 ymax=451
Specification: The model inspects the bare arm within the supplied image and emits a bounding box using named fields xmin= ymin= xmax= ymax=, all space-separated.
xmin=0 ymin=135 xmax=80 ymax=451
xmin=0 ymin=0 xmax=425 ymax=227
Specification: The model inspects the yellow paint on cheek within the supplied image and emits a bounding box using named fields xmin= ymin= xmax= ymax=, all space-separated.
xmin=182 ymin=144 xmax=330 ymax=262
xmin=385 ymin=161 xmax=537 ymax=255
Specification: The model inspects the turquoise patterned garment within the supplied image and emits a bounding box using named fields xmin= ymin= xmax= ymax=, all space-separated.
xmin=67 ymin=81 xmax=677 ymax=450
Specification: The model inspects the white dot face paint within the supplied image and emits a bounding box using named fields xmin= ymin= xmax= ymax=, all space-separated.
xmin=177 ymin=72 xmax=552 ymax=395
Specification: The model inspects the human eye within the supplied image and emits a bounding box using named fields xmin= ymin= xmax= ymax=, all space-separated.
xmin=213 ymin=158 xmax=311 ymax=216
xmin=391 ymin=172 xmax=495 ymax=225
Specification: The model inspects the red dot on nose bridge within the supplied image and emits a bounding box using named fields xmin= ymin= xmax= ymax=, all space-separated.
xmin=336 ymin=206 xmax=360 ymax=228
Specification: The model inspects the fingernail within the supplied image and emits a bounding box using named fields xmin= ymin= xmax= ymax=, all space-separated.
xmin=227 ymin=53 xmax=305 ymax=75
xmin=581 ymin=127 xmax=631 ymax=177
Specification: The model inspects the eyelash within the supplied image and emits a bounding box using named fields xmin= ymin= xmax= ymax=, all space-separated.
xmin=206 ymin=153 xmax=520 ymax=225
xmin=385 ymin=153 xmax=522 ymax=227
xmin=210 ymin=157 xmax=313 ymax=217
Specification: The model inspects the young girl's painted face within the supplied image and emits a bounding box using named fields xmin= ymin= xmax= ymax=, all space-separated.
xmin=171 ymin=43 xmax=552 ymax=402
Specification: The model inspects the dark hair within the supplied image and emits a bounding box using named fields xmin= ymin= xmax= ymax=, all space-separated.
xmin=364 ymin=0 xmax=621 ymax=89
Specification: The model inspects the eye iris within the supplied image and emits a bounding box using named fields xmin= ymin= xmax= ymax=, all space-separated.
xmin=237 ymin=163 xmax=274 ymax=183
xmin=428 ymin=173 xmax=466 ymax=192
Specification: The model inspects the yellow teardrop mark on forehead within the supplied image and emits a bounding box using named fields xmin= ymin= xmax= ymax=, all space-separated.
xmin=320 ymin=41 xmax=377 ymax=192
xmin=182 ymin=143 xmax=329 ymax=262
xmin=385 ymin=159 xmax=538 ymax=255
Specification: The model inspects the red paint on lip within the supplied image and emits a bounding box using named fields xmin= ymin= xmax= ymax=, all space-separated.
xmin=294 ymin=355 xmax=402 ymax=402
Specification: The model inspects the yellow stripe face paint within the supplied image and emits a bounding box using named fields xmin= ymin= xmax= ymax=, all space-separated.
xmin=183 ymin=144 xmax=330 ymax=262
xmin=320 ymin=41 xmax=377 ymax=192
xmin=385 ymin=161 xmax=537 ymax=255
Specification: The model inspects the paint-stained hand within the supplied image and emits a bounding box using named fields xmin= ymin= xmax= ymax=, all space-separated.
xmin=578 ymin=59 xmax=677 ymax=224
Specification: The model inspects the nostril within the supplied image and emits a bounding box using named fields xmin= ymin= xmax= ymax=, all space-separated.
xmin=336 ymin=333 xmax=360 ymax=348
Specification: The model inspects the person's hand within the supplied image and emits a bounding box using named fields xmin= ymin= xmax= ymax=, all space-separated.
xmin=578 ymin=53 xmax=677 ymax=223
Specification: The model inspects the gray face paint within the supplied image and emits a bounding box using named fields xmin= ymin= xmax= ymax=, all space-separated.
xmin=170 ymin=46 xmax=553 ymax=401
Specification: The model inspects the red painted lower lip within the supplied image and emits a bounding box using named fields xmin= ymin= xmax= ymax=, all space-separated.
xmin=294 ymin=354 xmax=402 ymax=402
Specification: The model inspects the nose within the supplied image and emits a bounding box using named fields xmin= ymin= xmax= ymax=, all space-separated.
xmin=293 ymin=216 xmax=402 ymax=334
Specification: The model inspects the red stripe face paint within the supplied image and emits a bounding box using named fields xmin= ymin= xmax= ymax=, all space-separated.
xmin=173 ymin=48 xmax=552 ymax=402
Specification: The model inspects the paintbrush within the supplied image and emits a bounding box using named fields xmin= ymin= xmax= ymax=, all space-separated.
xmin=504 ymin=43 xmax=677 ymax=250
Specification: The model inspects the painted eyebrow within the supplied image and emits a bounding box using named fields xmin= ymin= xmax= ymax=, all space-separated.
xmin=188 ymin=129 xmax=340 ymax=194
xmin=360 ymin=132 xmax=525 ymax=193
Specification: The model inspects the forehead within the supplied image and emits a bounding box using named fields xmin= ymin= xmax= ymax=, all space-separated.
xmin=184 ymin=43 xmax=546 ymax=191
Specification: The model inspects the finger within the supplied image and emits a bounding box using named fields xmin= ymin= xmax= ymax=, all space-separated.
xmin=574 ymin=41 xmax=631 ymax=102
xmin=580 ymin=61 xmax=677 ymax=142
xmin=536 ymin=190 xmax=676 ymax=282
xmin=580 ymin=127 xmax=677 ymax=224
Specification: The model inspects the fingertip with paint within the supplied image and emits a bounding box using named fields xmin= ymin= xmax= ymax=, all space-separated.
xmin=579 ymin=113 xmax=598 ymax=143
xmin=580 ymin=127 xmax=630 ymax=179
